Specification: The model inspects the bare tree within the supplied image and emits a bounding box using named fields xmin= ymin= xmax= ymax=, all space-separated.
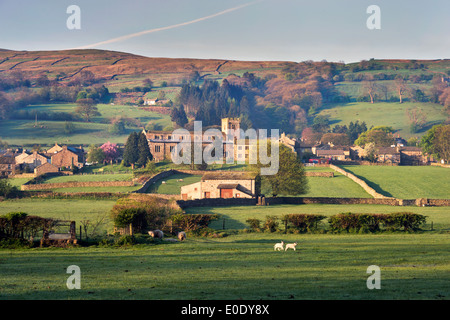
xmin=362 ymin=76 xmax=379 ymax=103
xmin=394 ymin=76 xmax=409 ymax=103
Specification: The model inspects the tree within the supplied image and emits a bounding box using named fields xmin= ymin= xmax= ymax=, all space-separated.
xmin=108 ymin=119 xmax=125 ymax=135
xmin=393 ymin=76 xmax=409 ymax=103
xmin=170 ymin=105 xmax=188 ymax=128
xmin=355 ymin=126 xmax=395 ymax=147
xmin=0 ymin=179 xmax=17 ymax=198
xmin=87 ymin=145 xmax=106 ymax=163
xmin=64 ymin=121 xmax=76 ymax=135
xmin=320 ymin=133 xmax=351 ymax=146
xmin=406 ymin=107 xmax=427 ymax=133
xmin=0 ymin=92 xmax=12 ymax=120
xmin=75 ymin=98 xmax=100 ymax=122
xmin=100 ymin=141 xmax=119 ymax=163
xmin=136 ymin=132 xmax=153 ymax=168
xmin=312 ymin=115 xmax=330 ymax=133
xmin=249 ymin=144 xmax=308 ymax=197
xmin=421 ymin=124 xmax=450 ymax=163
xmin=362 ymin=77 xmax=379 ymax=103
xmin=122 ymin=132 xmax=139 ymax=167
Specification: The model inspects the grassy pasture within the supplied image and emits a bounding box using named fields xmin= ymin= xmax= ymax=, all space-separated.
xmin=147 ymin=173 xmax=202 ymax=195
xmin=40 ymin=173 xmax=133 ymax=184
xmin=188 ymin=204 xmax=450 ymax=232
xmin=0 ymin=197 xmax=448 ymax=300
xmin=0 ymin=103 xmax=172 ymax=146
xmin=340 ymin=165 xmax=450 ymax=199
xmin=0 ymin=232 xmax=448 ymax=300
xmin=317 ymin=101 xmax=446 ymax=139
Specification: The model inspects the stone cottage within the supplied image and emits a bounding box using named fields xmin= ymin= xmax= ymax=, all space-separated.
xmin=180 ymin=171 xmax=258 ymax=200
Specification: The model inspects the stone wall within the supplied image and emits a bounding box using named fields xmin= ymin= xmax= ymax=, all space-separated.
xmin=305 ymin=171 xmax=334 ymax=177
xmin=21 ymin=180 xmax=134 ymax=191
xmin=177 ymin=196 xmax=450 ymax=209
xmin=329 ymin=164 xmax=390 ymax=199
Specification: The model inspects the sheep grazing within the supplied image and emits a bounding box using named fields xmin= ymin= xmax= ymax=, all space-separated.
xmin=274 ymin=241 xmax=284 ymax=251
xmin=285 ymin=242 xmax=298 ymax=251
xmin=148 ymin=229 xmax=164 ymax=239
xmin=177 ymin=231 xmax=187 ymax=241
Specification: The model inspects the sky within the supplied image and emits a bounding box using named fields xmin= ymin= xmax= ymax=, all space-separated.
xmin=0 ymin=0 xmax=449 ymax=63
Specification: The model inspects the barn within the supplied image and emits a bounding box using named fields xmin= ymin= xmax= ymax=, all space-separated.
xmin=180 ymin=171 xmax=258 ymax=200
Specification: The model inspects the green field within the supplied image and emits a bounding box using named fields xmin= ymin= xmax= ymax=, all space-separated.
xmin=147 ymin=173 xmax=202 ymax=195
xmin=188 ymin=203 xmax=450 ymax=231
xmin=0 ymin=198 xmax=117 ymax=233
xmin=340 ymin=165 xmax=450 ymax=199
xmin=41 ymin=173 xmax=133 ymax=184
xmin=303 ymin=167 xmax=371 ymax=198
xmin=0 ymin=232 xmax=448 ymax=300
xmin=317 ymin=102 xmax=446 ymax=139
xmin=0 ymin=197 xmax=449 ymax=300
xmin=0 ymin=103 xmax=173 ymax=146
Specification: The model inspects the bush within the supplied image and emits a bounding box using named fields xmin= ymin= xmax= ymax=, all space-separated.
xmin=382 ymin=212 xmax=427 ymax=232
xmin=264 ymin=215 xmax=279 ymax=232
xmin=0 ymin=212 xmax=55 ymax=240
xmin=245 ymin=218 xmax=261 ymax=232
xmin=328 ymin=212 xmax=426 ymax=233
xmin=170 ymin=214 xmax=219 ymax=232
xmin=110 ymin=195 xmax=182 ymax=233
xmin=115 ymin=235 xmax=135 ymax=246
xmin=282 ymin=214 xmax=327 ymax=233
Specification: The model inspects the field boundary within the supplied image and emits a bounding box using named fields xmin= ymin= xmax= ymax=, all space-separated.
xmin=21 ymin=180 xmax=134 ymax=191
xmin=329 ymin=164 xmax=390 ymax=199
xmin=176 ymin=196 xmax=450 ymax=209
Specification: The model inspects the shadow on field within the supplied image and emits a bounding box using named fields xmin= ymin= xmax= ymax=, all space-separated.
xmin=342 ymin=167 xmax=393 ymax=198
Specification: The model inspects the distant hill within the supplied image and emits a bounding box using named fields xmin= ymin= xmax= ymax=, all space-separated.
xmin=0 ymin=48 xmax=286 ymax=85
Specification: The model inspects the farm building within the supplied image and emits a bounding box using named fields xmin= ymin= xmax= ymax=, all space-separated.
xmin=376 ymin=147 xmax=401 ymax=164
xmin=15 ymin=151 xmax=50 ymax=170
xmin=180 ymin=171 xmax=258 ymax=200
xmin=50 ymin=146 xmax=85 ymax=169
xmin=0 ymin=152 xmax=19 ymax=177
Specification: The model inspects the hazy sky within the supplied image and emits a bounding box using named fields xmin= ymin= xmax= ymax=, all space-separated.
xmin=0 ymin=0 xmax=449 ymax=63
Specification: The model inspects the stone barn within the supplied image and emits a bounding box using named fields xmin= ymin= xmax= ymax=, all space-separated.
xmin=180 ymin=171 xmax=258 ymax=200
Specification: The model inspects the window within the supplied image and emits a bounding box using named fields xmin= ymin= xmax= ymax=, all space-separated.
xmin=170 ymin=146 xmax=174 ymax=152
xmin=155 ymin=146 xmax=161 ymax=153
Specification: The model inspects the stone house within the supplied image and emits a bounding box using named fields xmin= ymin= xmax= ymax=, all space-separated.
xmin=0 ymin=153 xmax=19 ymax=177
xmin=47 ymin=143 xmax=63 ymax=154
xmin=315 ymin=149 xmax=347 ymax=161
xmin=180 ymin=171 xmax=258 ymax=200
xmin=34 ymin=162 xmax=59 ymax=176
xmin=17 ymin=151 xmax=50 ymax=170
xmin=376 ymin=147 xmax=401 ymax=164
xmin=399 ymin=146 xmax=427 ymax=165
xmin=51 ymin=146 xmax=85 ymax=169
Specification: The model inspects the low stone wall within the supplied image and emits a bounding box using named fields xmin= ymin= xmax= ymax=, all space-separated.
xmin=133 ymin=170 xmax=178 ymax=193
xmin=177 ymin=196 xmax=450 ymax=209
xmin=430 ymin=163 xmax=450 ymax=168
xmin=305 ymin=171 xmax=334 ymax=177
xmin=21 ymin=180 xmax=134 ymax=191
xmin=329 ymin=164 xmax=389 ymax=199
xmin=133 ymin=169 xmax=243 ymax=193
xmin=331 ymin=160 xmax=399 ymax=166
xmin=177 ymin=197 xmax=257 ymax=208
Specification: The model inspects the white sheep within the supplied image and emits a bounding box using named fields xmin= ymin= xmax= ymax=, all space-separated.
xmin=274 ymin=241 xmax=284 ymax=251
xmin=285 ymin=242 xmax=298 ymax=251
xmin=148 ymin=229 xmax=164 ymax=239
xmin=177 ymin=231 xmax=187 ymax=241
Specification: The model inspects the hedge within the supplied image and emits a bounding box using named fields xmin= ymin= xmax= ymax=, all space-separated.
xmin=328 ymin=212 xmax=427 ymax=233
xmin=170 ymin=214 xmax=220 ymax=232
xmin=281 ymin=214 xmax=327 ymax=233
